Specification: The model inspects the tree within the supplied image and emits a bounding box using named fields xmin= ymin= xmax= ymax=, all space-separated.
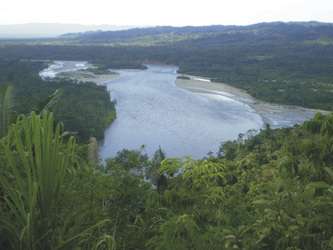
xmin=103 ymin=148 xmax=151 ymax=249
xmin=146 ymin=147 xmax=168 ymax=194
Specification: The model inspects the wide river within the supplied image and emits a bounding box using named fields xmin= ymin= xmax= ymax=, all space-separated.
xmin=98 ymin=65 xmax=319 ymax=159
xmin=40 ymin=62 xmax=319 ymax=159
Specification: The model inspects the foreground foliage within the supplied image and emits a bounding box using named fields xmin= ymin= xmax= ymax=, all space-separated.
xmin=0 ymin=111 xmax=111 ymax=249
xmin=1 ymin=111 xmax=333 ymax=249
xmin=144 ymin=114 xmax=333 ymax=249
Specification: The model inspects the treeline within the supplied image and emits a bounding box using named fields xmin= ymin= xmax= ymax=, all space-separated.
xmin=0 ymin=60 xmax=115 ymax=141
xmin=0 ymin=45 xmax=147 ymax=69
xmin=1 ymin=110 xmax=332 ymax=249
xmin=1 ymin=22 xmax=333 ymax=110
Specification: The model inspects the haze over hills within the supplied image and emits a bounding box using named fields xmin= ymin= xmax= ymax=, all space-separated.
xmin=59 ymin=21 xmax=333 ymax=44
xmin=0 ymin=23 xmax=141 ymax=38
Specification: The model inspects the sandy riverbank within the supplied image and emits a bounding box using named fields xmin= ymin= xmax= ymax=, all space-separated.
xmin=175 ymin=76 xmax=252 ymax=99
xmin=175 ymin=76 xmax=326 ymax=117
xmin=50 ymin=61 xmax=120 ymax=84
xmin=58 ymin=70 xmax=120 ymax=84
xmin=51 ymin=62 xmax=325 ymax=117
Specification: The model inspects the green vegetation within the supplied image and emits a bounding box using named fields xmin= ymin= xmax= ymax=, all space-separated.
xmin=0 ymin=60 xmax=116 ymax=141
xmin=0 ymin=83 xmax=15 ymax=138
xmin=0 ymin=111 xmax=112 ymax=249
xmin=2 ymin=22 xmax=333 ymax=109
xmin=84 ymin=68 xmax=116 ymax=75
xmin=177 ymin=75 xmax=190 ymax=80
xmin=58 ymin=68 xmax=116 ymax=78
xmin=1 ymin=22 xmax=333 ymax=248
xmin=1 ymin=107 xmax=332 ymax=249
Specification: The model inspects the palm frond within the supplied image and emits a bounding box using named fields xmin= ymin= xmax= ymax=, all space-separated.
xmin=0 ymin=82 xmax=16 ymax=138
xmin=0 ymin=111 xmax=110 ymax=249
xmin=33 ymin=88 xmax=64 ymax=116
xmin=88 ymin=137 xmax=99 ymax=164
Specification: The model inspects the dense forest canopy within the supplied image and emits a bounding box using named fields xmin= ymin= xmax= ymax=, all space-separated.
xmin=1 ymin=110 xmax=332 ymax=249
xmin=1 ymin=21 xmax=333 ymax=110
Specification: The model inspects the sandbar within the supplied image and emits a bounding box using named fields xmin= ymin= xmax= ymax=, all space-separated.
xmin=175 ymin=75 xmax=326 ymax=119
xmin=50 ymin=62 xmax=326 ymax=118
xmin=58 ymin=70 xmax=120 ymax=84
xmin=175 ymin=76 xmax=252 ymax=99
xmin=51 ymin=61 xmax=120 ymax=84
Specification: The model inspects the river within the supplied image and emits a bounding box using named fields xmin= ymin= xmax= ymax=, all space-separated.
xmin=98 ymin=65 xmax=319 ymax=159
xmin=40 ymin=62 xmax=319 ymax=160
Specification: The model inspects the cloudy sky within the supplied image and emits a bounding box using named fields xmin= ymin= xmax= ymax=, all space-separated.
xmin=1 ymin=0 xmax=333 ymax=26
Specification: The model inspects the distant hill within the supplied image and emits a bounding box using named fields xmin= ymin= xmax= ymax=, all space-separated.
xmin=60 ymin=21 xmax=333 ymax=45
xmin=0 ymin=23 xmax=141 ymax=39
xmin=59 ymin=25 xmax=239 ymax=40
xmin=56 ymin=21 xmax=333 ymax=110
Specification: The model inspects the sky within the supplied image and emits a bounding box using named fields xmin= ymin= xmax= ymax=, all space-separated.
xmin=1 ymin=0 xmax=333 ymax=27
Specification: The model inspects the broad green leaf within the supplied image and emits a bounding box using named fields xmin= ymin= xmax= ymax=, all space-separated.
xmin=224 ymin=235 xmax=236 ymax=239
xmin=324 ymin=167 xmax=333 ymax=178
xmin=253 ymin=199 xmax=270 ymax=205
xmin=306 ymin=181 xmax=330 ymax=189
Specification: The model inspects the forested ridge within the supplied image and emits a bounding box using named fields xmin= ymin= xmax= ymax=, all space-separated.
xmin=1 ymin=21 xmax=333 ymax=109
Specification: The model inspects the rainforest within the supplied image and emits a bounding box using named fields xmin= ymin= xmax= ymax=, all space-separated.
xmin=0 ymin=22 xmax=333 ymax=249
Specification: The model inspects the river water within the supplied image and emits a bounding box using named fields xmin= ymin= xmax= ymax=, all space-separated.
xmin=40 ymin=62 xmax=319 ymax=159
xmin=99 ymin=65 xmax=320 ymax=159
xmin=39 ymin=60 xmax=88 ymax=79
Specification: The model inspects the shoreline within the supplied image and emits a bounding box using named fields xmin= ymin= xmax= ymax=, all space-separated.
xmin=175 ymin=76 xmax=327 ymax=124
xmin=58 ymin=70 xmax=120 ymax=84
xmin=49 ymin=62 xmax=326 ymax=119
xmin=175 ymin=75 xmax=253 ymax=100
xmin=50 ymin=61 xmax=121 ymax=84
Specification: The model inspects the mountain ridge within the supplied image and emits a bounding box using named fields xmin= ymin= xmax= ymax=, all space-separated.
xmin=58 ymin=21 xmax=333 ymax=45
